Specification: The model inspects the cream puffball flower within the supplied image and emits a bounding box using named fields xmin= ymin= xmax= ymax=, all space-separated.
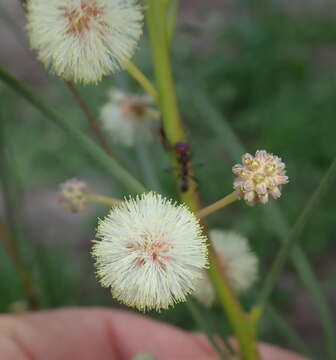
xmin=233 ymin=150 xmax=289 ymax=205
xmin=92 ymin=192 xmax=208 ymax=311
xmin=100 ymin=88 xmax=157 ymax=147
xmin=194 ymin=230 xmax=258 ymax=306
xmin=26 ymin=0 xmax=143 ymax=84
xmin=58 ymin=178 xmax=88 ymax=213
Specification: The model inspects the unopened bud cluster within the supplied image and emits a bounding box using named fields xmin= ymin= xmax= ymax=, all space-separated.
xmin=59 ymin=178 xmax=88 ymax=213
xmin=233 ymin=150 xmax=288 ymax=205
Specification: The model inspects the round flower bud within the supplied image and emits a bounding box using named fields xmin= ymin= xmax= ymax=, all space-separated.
xmin=233 ymin=150 xmax=289 ymax=205
xmin=100 ymin=88 xmax=157 ymax=147
xmin=58 ymin=178 xmax=88 ymax=213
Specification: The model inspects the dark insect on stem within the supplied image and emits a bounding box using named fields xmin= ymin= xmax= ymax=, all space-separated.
xmin=174 ymin=141 xmax=194 ymax=193
xmin=159 ymin=127 xmax=198 ymax=192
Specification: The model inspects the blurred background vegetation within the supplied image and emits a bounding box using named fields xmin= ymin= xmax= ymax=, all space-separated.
xmin=0 ymin=0 xmax=335 ymax=358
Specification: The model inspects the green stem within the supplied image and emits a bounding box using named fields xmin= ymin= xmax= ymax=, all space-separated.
xmin=256 ymin=156 xmax=336 ymax=312
xmin=197 ymin=191 xmax=240 ymax=219
xmin=208 ymin=247 xmax=259 ymax=360
xmin=144 ymin=0 xmax=185 ymax=142
xmin=65 ymin=81 xmax=115 ymax=158
xmin=124 ymin=60 xmax=159 ymax=102
xmin=85 ymin=193 xmax=122 ymax=207
xmin=144 ymin=2 xmax=259 ymax=359
xmin=0 ymin=68 xmax=145 ymax=194
xmin=167 ymin=0 xmax=179 ymax=44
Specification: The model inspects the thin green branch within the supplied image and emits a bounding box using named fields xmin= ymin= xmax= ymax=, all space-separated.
xmin=124 ymin=60 xmax=159 ymax=102
xmin=266 ymin=306 xmax=314 ymax=358
xmin=167 ymin=0 xmax=179 ymax=44
xmin=256 ymin=156 xmax=336 ymax=315
xmin=65 ymin=81 xmax=115 ymax=158
xmin=85 ymin=193 xmax=122 ymax=207
xmin=0 ymin=68 xmax=145 ymax=194
xmin=0 ymin=109 xmax=41 ymax=310
xmin=197 ymin=191 xmax=240 ymax=219
xmin=182 ymin=82 xmax=336 ymax=360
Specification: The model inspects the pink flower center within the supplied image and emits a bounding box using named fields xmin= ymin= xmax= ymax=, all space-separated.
xmin=60 ymin=1 xmax=105 ymax=35
xmin=127 ymin=235 xmax=173 ymax=267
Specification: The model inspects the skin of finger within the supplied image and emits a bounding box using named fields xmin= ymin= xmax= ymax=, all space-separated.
xmin=0 ymin=307 xmax=307 ymax=360
xmin=0 ymin=307 xmax=216 ymax=360
xmin=0 ymin=337 xmax=28 ymax=360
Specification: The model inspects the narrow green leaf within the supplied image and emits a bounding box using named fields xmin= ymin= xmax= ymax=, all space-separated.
xmin=267 ymin=306 xmax=314 ymax=358
xmin=0 ymin=68 xmax=146 ymax=194
xmin=183 ymin=82 xmax=336 ymax=359
xmin=257 ymin=157 xmax=336 ymax=310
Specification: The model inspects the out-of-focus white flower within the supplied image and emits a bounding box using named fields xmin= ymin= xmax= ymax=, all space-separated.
xmin=212 ymin=230 xmax=258 ymax=293
xmin=232 ymin=150 xmax=289 ymax=205
xmin=59 ymin=178 xmax=88 ymax=213
xmin=26 ymin=0 xmax=143 ymax=84
xmin=92 ymin=192 xmax=208 ymax=311
xmin=100 ymin=88 xmax=157 ymax=147
xmin=194 ymin=230 xmax=258 ymax=306
xmin=193 ymin=272 xmax=215 ymax=307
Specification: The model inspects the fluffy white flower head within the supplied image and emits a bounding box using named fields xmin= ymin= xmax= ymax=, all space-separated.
xmin=59 ymin=178 xmax=88 ymax=213
xmin=92 ymin=192 xmax=208 ymax=311
xmin=233 ymin=150 xmax=289 ymax=205
xmin=194 ymin=230 xmax=258 ymax=306
xmin=26 ymin=0 xmax=143 ymax=84
xmin=100 ymin=88 xmax=156 ymax=147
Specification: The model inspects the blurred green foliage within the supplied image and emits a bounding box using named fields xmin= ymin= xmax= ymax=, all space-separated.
xmin=1 ymin=0 xmax=335 ymax=356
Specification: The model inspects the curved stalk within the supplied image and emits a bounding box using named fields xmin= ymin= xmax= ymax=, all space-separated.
xmin=124 ymin=60 xmax=159 ymax=102
xmin=197 ymin=191 xmax=240 ymax=219
xmin=256 ymin=156 xmax=336 ymax=313
xmin=183 ymin=83 xmax=336 ymax=360
xmin=65 ymin=81 xmax=115 ymax=158
xmin=85 ymin=193 xmax=122 ymax=207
